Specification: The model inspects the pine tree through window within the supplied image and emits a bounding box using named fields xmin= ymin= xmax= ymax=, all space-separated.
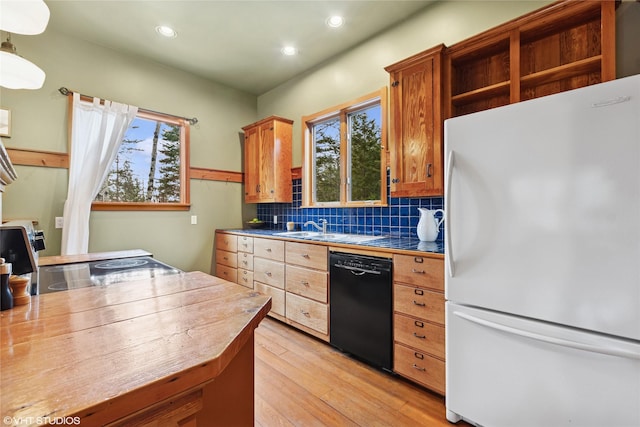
xmin=302 ymin=88 xmax=387 ymax=207
xmin=92 ymin=109 xmax=190 ymax=211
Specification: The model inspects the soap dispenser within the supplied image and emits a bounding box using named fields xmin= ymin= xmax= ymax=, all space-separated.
xmin=1 ymin=258 xmax=13 ymax=311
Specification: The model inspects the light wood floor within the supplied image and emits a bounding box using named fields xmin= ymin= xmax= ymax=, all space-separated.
xmin=255 ymin=317 xmax=460 ymax=427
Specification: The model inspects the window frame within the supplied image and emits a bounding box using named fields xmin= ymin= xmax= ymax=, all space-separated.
xmin=301 ymin=87 xmax=387 ymax=208
xmin=68 ymin=96 xmax=191 ymax=211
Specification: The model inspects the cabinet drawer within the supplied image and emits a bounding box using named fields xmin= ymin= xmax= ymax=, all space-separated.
xmin=237 ymin=269 xmax=254 ymax=289
xmin=216 ymin=233 xmax=237 ymax=252
xmin=394 ymin=283 xmax=444 ymax=325
xmin=286 ymin=265 xmax=328 ymax=303
xmin=285 ymin=242 xmax=328 ymax=271
xmin=286 ymin=293 xmax=328 ymax=335
xmin=393 ymin=254 xmax=443 ymax=291
xmin=238 ymin=235 xmax=254 ymax=253
xmin=216 ymin=249 xmax=237 ymax=268
xmin=394 ymin=343 xmax=445 ymax=395
xmin=254 ymin=238 xmax=285 ymax=261
xmin=237 ymin=252 xmax=254 ymax=271
xmin=215 ymin=264 xmax=237 ymax=283
xmin=394 ymin=313 xmax=445 ymax=359
xmin=253 ymin=258 xmax=285 ymax=289
xmin=255 ymin=282 xmax=285 ymax=317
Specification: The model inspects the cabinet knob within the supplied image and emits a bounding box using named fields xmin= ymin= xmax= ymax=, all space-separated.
xmin=391 ymin=81 xmax=399 ymax=87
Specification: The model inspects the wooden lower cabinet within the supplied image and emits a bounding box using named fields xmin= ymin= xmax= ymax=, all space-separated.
xmin=394 ymin=313 xmax=445 ymax=359
xmin=255 ymin=281 xmax=285 ymax=317
xmin=286 ymin=292 xmax=328 ymax=335
xmin=215 ymin=263 xmax=237 ymax=284
xmin=214 ymin=232 xmax=254 ymax=288
xmin=218 ymin=232 xmax=448 ymax=394
xmin=393 ymin=254 xmax=446 ymax=395
xmin=284 ymin=242 xmax=329 ymax=340
xmin=393 ymin=343 xmax=445 ymax=395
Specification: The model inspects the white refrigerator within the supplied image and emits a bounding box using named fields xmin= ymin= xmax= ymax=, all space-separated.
xmin=444 ymin=74 xmax=640 ymax=427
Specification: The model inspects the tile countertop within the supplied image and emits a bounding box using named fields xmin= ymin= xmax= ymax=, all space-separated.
xmin=221 ymin=228 xmax=444 ymax=256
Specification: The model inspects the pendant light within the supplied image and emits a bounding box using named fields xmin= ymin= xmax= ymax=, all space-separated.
xmin=0 ymin=0 xmax=50 ymax=90
xmin=0 ymin=0 xmax=50 ymax=35
xmin=0 ymin=34 xmax=46 ymax=89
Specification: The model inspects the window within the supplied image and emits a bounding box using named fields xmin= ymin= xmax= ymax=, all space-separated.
xmin=92 ymin=109 xmax=190 ymax=211
xmin=302 ymin=88 xmax=387 ymax=207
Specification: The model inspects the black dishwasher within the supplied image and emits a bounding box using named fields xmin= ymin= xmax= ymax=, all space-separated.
xmin=330 ymin=252 xmax=393 ymax=371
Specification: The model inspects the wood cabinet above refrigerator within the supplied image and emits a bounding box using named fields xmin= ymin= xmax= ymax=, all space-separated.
xmin=242 ymin=116 xmax=293 ymax=203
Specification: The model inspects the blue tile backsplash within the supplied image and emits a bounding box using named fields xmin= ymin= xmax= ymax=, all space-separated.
xmin=256 ymin=177 xmax=444 ymax=239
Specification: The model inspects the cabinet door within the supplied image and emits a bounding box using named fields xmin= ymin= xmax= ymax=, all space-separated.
xmin=242 ymin=116 xmax=293 ymax=204
xmin=258 ymin=122 xmax=276 ymax=201
xmin=243 ymin=126 xmax=261 ymax=203
xmin=387 ymin=46 xmax=443 ymax=197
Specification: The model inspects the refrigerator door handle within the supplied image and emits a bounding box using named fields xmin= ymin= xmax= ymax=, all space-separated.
xmin=445 ymin=150 xmax=455 ymax=277
xmin=453 ymin=310 xmax=640 ymax=360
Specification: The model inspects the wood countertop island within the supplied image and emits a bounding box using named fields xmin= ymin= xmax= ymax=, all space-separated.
xmin=0 ymin=271 xmax=271 ymax=426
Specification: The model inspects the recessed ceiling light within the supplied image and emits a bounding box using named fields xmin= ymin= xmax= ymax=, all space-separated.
xmin=281 ymin=46 xmax=297 ymax=56
xmin=326 ymin=15 xmax=344 ymax=28
xmin=156 ymin=25 xmax=177 ymax=38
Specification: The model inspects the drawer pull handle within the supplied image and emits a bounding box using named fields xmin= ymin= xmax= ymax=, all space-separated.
xmin=266 ymin=272 xmax=272 ymax=277
xmin=414 ymin=257 xmax=424 ymax=263
xmin=412 ymin=364 xmax=426 ymax=372
xmin=301 ymin=310 xmax=310 ymax=317
xmin=301 ymin=281 xmax=309 ymax=286
xmin=413 ymin=300 xmax=426 ymax=307
xmin=412 ymin=269 xmax=425 ymax=274
xmin=267 ymin=248 xmax=272 ymax=252
xmin=414 ymin=352 xmax=424 ymax=360
xmin=413 ymin=332 xmax=426 ymax=339
xmin=414 ymin=321 xmax=424 ymax=328
xmin=223 ymin=256 xmax=228 ymax=260
xmin=302 ymin=254 xmax=310 ymax=258
xmin=414 ymin=289 xmax=424 ymax=296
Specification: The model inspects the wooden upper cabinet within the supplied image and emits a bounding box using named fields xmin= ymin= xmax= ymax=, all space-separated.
xmin=385 ymin=44 xmax=445 ymax=197
xmin=242 ymin=116 xmax=293 ymax=203
xmin=444 ymin=0 xmax=616 ymax=118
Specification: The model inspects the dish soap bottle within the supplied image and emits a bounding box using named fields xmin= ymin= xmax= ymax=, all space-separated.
xmin=1 ymin=258 xmax=13 ymax=311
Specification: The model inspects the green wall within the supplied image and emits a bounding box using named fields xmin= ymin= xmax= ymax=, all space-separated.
xmin=1 ymin=30 xmax=257 ymax=272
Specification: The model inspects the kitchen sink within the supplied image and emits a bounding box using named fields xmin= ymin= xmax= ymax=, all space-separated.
xmin=274 ymin=231 xmax=385 ymax=243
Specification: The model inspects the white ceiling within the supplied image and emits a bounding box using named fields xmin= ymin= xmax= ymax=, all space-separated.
xmin=45 ymin=0 xmax=435 ymax=95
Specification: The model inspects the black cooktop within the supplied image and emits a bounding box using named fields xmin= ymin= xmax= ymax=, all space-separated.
xmin=38 ymin=256 xmax=182 ymax=294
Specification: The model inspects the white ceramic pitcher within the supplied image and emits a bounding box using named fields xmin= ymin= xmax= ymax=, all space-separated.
xmin=417 ymin=208 xmax=444 ymax=242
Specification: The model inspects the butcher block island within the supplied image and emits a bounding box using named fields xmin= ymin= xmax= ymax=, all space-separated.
xmin=0 ymin=270 xmax=271 ymax=426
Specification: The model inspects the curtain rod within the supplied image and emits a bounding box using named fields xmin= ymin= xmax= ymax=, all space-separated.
xmin=58 ymin=87 xmax=198 ymax=126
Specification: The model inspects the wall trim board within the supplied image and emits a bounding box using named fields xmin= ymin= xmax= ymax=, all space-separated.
xmin=5 ymin=148 xmax=244 ymax=183
xmin=190 ymin=167 xmax=243 ymax=183
xmin=6 ymin=148 xmax=69 ymax=168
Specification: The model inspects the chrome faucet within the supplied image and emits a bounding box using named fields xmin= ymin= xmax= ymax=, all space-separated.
xmin=304 ymin=219 xmax=328 ymax=234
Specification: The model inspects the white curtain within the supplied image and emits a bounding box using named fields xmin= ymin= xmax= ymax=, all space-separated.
xmin=61 ymin=93 xmax=138 ymax=255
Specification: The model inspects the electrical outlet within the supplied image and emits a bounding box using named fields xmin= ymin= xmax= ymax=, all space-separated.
xmin=191 ymin=215 xmax=198 ymax=225
xmin=273 ymin=215 xmax=278 ymax=224
xmin=55 ymin=217 xmax=64 ymax=229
